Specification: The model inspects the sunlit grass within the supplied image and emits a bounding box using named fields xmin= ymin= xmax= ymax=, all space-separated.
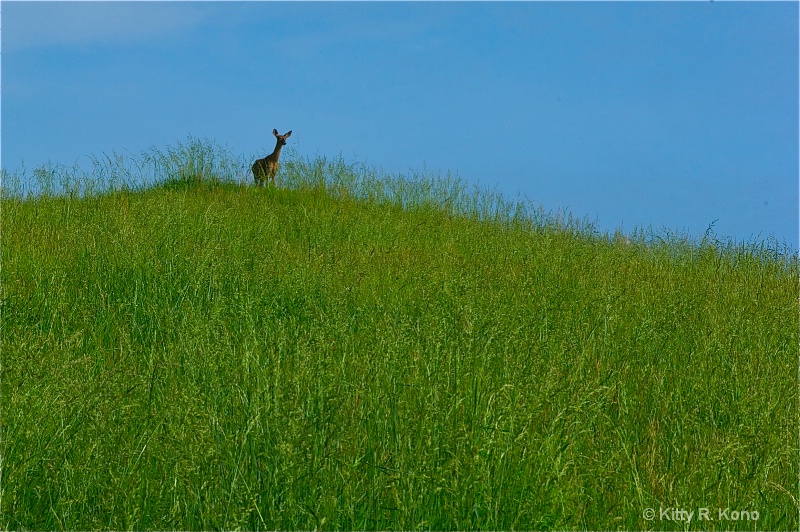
xmin=2 ymin=139 xmax=797 ymax=529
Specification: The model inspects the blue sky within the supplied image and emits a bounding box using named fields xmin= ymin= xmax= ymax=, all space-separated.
xmin=3 ymin=1 xmax=798 ymax=249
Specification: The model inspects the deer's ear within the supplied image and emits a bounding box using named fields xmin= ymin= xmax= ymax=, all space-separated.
xmin=273 ymin=129 xmax=279 ymax=137
xmin=284 ymin=131 xmax=292 ymax=138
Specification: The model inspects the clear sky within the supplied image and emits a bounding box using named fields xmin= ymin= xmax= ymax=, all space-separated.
xmin=3 ymin=1 xmax=798 ymax=249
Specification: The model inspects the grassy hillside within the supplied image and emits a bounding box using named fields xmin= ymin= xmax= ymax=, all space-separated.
xmin=2 ymin=141 xmax=798 ymax=529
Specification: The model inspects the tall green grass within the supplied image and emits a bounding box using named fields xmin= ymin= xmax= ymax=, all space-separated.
xmin=2 ymin=139 xmax=798 ymax=529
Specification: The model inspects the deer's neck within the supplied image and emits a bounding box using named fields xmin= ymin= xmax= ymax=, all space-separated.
xmin=270 ymin=140 xmax=284 ymax=159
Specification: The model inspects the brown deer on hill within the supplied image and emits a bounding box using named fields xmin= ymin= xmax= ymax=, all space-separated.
xmin=252 ymin=129 xmax=292 ymax=186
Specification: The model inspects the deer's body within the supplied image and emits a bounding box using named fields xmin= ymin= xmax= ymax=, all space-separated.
xmin=252 ymin=129 xmax=292 ymax=186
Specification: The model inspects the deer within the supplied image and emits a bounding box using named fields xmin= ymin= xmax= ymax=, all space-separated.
xmin=252 ymin=129 xmax=292 ymax=186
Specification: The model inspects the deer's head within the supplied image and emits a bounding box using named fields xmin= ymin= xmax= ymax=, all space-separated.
xmin=273 ymin=129 xmax=292 ymax=146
